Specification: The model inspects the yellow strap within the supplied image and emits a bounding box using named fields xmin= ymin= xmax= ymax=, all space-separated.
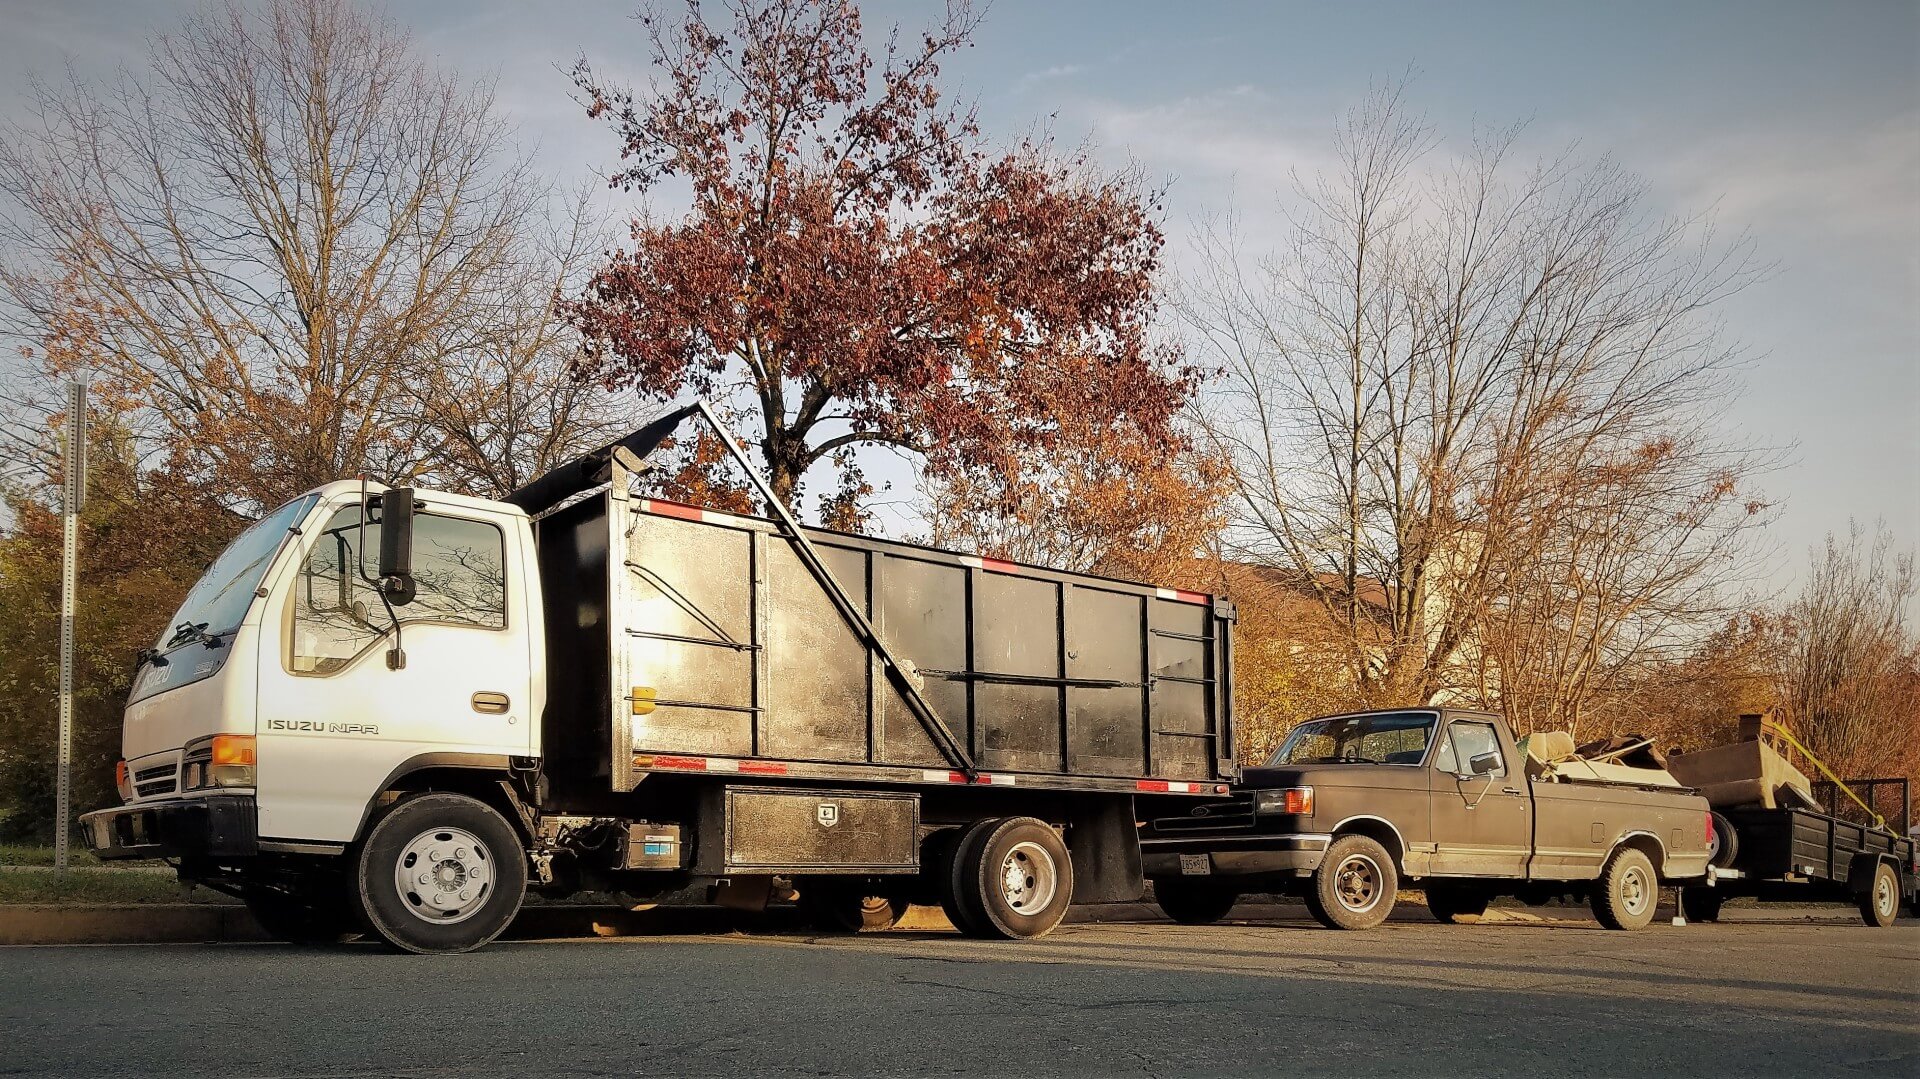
xmin=1759 ymin=718 xmax=1886 ymax=832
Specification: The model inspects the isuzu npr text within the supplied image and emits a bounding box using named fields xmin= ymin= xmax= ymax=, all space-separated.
xmin=83 ymin=402 xmax=1237 ymax=953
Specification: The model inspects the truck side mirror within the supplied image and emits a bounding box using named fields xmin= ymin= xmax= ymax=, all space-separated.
xmin=1469 ymin=751 xmax=1501 ymax=776
xmin=376 ymin=488 xmax=417 ymax=605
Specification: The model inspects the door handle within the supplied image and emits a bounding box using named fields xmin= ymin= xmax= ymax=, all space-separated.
xmin=471 ymin=691 xmax=510 ymax=715
xmin=1502 ymin=787 xmax=1522 ymax=795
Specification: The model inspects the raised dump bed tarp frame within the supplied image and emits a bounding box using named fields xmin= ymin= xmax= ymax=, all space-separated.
xmin=524 ymin=400 xmax=1237 ymax=799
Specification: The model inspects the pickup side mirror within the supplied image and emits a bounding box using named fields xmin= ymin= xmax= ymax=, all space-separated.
xmin=376 ymin=487 xmax=417 ymax=605
xmin=1468 ymin=751 xmax=1501 ymax=776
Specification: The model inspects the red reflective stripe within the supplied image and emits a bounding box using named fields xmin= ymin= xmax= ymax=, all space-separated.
xmin=978 ymin=558 xmax=1018 ymax=574
xmin=739 ymin=760 xmax=787 ymax=775
xmin=643 ymin=499 xmax=705 ymax=522
xmin=1137 ymin=779 xmax=1171 ymax=792
xmin=650 ymin=755 xmax=707 ymax=770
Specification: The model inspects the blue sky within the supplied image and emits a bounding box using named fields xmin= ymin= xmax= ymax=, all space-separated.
xmin=3 ymin=0 xmax=1915 ymax=601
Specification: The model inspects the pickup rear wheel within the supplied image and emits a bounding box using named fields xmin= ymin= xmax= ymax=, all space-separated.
xmin=1152 ymin=877 xmax=1239 ymax=925
xmin=947 ymin=816 xmax=1074 ymax=939
xmin=1307 ymin=835 xmax=1397 ymax=930
xmin=352 ymin=792 xmax=527 ymax=955
xmin=1425 ymin=883 xmax=1490 ymax=924
xmin=1858 ymin=861 xmax=1898 ymax=928
xmin=1591 ymin=847 xmax=1658 ymax=931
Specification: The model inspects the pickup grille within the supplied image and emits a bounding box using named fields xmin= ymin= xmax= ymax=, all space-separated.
xmin=132 ymin=762 xmax=179 ymax=800
xmin=1149 ymin=794 xmax=1255 ymax=833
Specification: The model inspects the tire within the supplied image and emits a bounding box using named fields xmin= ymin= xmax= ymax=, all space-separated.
xmin=350 ymin=792 xmax=527 ymax=955
xmin=1425 ymin=882 xmax=1490 ymax=925
xmin=1307 ymin=835 xmax=1397 ymax=930
xmin=1858 ymin=861 xmax=1899 ymax=928
xmin=1706 ymin=812 xmax=1738 ymax=869
xmin=948 ymin=816 xmax=1074 ymax=939
xmin=940 ymin=818 xmax=999 ymax=936
xmin=1680 ymin=886 xmax=1724 ymax=923
xmin=1152 ymin=877 xmax=1239 ymax=925
xmin=799 ymin=882 xmax=906 ymax=933
xmin=244 ymin=882 xmax=357 ymax=945
xmin=1590 ymin=847 xmax=1658 ymax=931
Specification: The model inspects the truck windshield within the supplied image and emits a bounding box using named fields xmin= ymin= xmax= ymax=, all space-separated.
xmin=1269 ymin=711 xmax=1437 ymax=766
xmin=157 ymin=494 xmax=316 ymax=650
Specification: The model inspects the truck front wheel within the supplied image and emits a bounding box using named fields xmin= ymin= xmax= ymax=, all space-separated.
xmin=351 ymin=792 xmax=527 ymax=955
xmin=947 ymin=816 xmax=1074 ymax=939
xmin=1306 ymin=835 xmax=1397 ymax=930
xmin=1152 ymin=877 xmax=1239 ymax=925
xmin=1591 ymin=847 xmax=1658 ymax=931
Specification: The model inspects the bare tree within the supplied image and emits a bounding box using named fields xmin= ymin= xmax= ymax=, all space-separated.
xmin=0 ymin=0 xmax=619 ymax=508
xmin=1183 ymin=84 xmax=1770 ymax=733
xmin=1774 ymin=524 xmax=1920 ymax=779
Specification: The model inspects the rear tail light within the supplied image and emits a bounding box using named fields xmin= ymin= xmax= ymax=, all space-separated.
xmin=1705 ymin=811 xmax=1714 ymax=845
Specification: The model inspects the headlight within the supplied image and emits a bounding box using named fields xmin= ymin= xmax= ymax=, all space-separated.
xmin=209 ymin=734 xmax=256 ymax=788
xmin=1254 ymin=786 xmax=1314 ymax=816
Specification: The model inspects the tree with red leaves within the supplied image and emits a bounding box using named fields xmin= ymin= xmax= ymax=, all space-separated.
xmin=567 ymin=0 xmax=1196 ymax=527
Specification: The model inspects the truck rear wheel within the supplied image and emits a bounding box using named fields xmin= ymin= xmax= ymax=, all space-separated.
xmin=1307 ymin=835 xmax=1397 ymax=930
xmin=1152 ymin=877 xmax=1239 ymax=925
xmin=351 ymin=792 xmax=527 ymax=955
xmin=1858 ymin=861 xmax=1898 ymax=928
xmin=1680 ymin=886 xmax=1724 ymax=923
xmin=1425 ymin=882 xmax=1490 ymax=924
xmin=1590 ymin=847 xmax=1658 ymax=931
xmin=946 ymin=816 xmax=1074 ymax=939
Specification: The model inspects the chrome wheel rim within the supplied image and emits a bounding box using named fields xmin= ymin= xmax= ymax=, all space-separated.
xmin=395 ymin=826 xmax=494 ymax=925
xmin=1000 ymin=841 xmax=1058 ymax=915
xmin=1334 ymin=853 xmax=1383 ymax=913
xmin=1620 ymin=864 xmax=1650 ymax=917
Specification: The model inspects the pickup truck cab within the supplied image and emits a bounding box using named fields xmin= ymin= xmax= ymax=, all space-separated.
xmin=1141 ymin=708 xmax=1712 ymax=930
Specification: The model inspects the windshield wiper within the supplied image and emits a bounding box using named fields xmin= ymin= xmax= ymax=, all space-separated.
xmin=164 ymin=621 xmax=224 ymax=649
xmin=134 ymin=646 xmax=170 ymax=671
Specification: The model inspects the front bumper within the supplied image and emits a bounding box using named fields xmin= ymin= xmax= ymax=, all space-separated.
xmin=1140 ymin=832 xmax=1332 ymax=878
xmin=80 ymin=795 xmax=258 ymax=860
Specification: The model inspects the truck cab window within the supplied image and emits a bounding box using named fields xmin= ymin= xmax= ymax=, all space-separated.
xmin=291 ymin=506 xmax=507 ymax=675
xmin=1441 ymin=721 xmax=1506 ymax=777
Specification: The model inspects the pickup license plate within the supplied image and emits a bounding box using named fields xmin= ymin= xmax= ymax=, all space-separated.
xmin=1179 ymin=853 xmax=1210 ymax=876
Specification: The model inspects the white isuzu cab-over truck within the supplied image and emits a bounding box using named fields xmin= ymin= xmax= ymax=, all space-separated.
xmin=84 ymin=402 xmax=1237 ymax=953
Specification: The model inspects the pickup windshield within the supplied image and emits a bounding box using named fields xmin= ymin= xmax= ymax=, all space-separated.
xmin=1269 ymin=710 xmax=1437 ymax=766
xmin=156 ymin=494 xmax=316 ymax=650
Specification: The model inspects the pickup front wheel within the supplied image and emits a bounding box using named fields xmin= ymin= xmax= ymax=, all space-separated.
xmin=1306 ymin=835 xmax=1397 ymax=930
xmin=352 ymin=792 xmax=528 ymax=954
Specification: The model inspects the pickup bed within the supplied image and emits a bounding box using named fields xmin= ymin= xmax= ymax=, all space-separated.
xmin=1140 ymin=708 xmax=1712 ymax=930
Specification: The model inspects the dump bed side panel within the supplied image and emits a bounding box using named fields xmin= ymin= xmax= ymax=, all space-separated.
xmin=598 ymin=495 xmax=1231 ymax=791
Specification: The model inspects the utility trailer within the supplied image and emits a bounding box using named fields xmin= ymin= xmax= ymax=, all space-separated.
xmin=82 ymin=401 xmax=1235 ymax=953
xmin=1682 ymin=779 xmax=1916 ymax=926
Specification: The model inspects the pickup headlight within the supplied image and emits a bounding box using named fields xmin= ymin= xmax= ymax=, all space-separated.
xmin=1254 ymin=786 xmax=1314 ymax=816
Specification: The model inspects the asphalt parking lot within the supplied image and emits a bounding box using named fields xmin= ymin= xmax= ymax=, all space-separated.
xmin=4 ymin=909 xmax=1915 ymax=1077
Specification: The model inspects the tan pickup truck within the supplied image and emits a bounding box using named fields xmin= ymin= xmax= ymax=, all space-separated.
xmin=1140 ymin=708 xmax=1712 ymax=930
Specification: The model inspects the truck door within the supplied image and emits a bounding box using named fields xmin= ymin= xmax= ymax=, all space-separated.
xmin=254 ymin=501 xmax=535 ymax=844
xmin=1428 ymin=718 xmax=1530 ymax=877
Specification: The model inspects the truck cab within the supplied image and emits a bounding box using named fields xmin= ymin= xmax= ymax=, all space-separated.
xmin=86 ymin=481 xmax=545 ymax=922
xmin=1141 ymin=707 xmax=1711 ymax=930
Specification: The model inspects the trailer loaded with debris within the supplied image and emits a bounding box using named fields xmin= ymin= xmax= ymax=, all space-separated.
xmin=1668 ymin=715 xmax=1917 ymax=926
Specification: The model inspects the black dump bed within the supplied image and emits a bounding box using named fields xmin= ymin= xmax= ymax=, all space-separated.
xmin=534 ymin=484 xmax=1235 ymax=797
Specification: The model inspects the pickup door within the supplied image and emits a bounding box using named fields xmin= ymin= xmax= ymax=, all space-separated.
xmin=1427 ymin=716 xmax=1531 ymax=877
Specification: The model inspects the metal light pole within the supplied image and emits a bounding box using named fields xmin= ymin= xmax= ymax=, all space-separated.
xmin=55 ymin=379 xmax=85 ymax=873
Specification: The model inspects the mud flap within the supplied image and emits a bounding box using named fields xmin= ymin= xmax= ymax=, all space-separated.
xmin=1068 ymin=795 xmax=1143 ymax=903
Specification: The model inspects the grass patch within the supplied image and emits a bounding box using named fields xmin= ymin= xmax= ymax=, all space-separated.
xmin=0 ymin=867 xmax=238 ymax=905
xmin=0 ymin=844 xmax=165 ymax=868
